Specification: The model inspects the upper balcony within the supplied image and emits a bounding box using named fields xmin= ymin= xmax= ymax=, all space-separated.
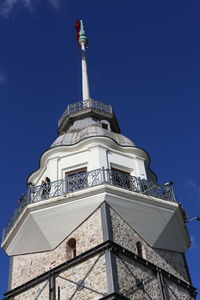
xmin=2 ymin=168 xmax=177 ymax=243
xmin=57 ymin=99 xmax=120 ymax=135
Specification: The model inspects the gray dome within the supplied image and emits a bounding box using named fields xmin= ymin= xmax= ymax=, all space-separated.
xmin=51 ymin=118 xmax=135 ymax=148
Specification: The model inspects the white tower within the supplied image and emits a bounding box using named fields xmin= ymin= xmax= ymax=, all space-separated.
xmin=1 ymin=21 xmax=197 ymax=300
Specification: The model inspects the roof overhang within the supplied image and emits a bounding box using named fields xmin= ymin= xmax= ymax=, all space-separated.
xmin=2 ymin=185 xmax=190 ymax=256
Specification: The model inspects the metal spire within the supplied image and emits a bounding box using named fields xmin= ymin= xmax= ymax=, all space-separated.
xmin=78 ymin=20 xmax=90 ymax=101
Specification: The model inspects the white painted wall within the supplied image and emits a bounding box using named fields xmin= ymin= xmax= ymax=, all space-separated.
xmin=28 ymin=137 xmax=149 ymax=186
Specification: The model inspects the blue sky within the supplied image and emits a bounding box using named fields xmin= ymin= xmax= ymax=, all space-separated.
xmin=0 ymin=0 xmax=200 ymax=297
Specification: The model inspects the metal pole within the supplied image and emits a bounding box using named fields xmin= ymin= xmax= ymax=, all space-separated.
xmin=49 ymin=273 xmax=56 ymax=300
xmin=81 ymin=42 xmax=90 ymax=101
xmin=57 ymin=286 xmax=60 ymax=300
xmin=157 ymin=270 xmax=168 ymax=300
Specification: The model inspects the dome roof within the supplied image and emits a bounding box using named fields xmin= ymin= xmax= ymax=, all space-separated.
xmin=51 ymin=118 xmax=135 ymax=148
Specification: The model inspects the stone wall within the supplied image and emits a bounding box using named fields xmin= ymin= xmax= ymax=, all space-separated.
xmin=9 ymin=204 xmax=194 ymax=300
xmin=110 ymin=207 xmax=190 ymax=282
xmin=11 ymin=208 xmax=103 ymax=289
xmin=14 ymin=281 xmax=49 ymax=300
xmin=116 ymin=253 xmax=162 ymax=299
xmin=164 ymin=278 xmax=193 ymax=300
xmin=56 ymin=254 xmax=107 ymax=300
xmin=14 ymin=254 xmax=107 ymax=300
xmin=116 ymin=253 xmax=195 ymax=300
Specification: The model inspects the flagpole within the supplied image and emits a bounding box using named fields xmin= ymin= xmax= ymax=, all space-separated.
xmin=77 ymin=20 xmax=90 ymax=101
xmin=80 ymin=41 xmax=90 ymax=101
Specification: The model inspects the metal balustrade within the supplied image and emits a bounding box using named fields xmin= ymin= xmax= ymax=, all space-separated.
xmin=2 ymin=168 xmax=176 ymax=242
xmin=58 ymin=99 xmax=112 ymax=128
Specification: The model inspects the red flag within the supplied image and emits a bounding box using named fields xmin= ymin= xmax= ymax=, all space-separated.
xmin=75 ymin=20 xmax=81 ymax=41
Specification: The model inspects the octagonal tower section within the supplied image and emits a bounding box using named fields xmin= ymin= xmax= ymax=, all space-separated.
xmin=1 ymin=20 xmax=196 ymax=300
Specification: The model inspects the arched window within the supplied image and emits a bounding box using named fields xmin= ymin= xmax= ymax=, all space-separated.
xmin=66 ymin=238 xmax=77 ymax=259
xmin=136 ymin=241 xmax=143 ymax=258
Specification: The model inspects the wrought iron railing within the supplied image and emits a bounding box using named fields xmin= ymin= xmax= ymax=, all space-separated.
xmin=2 ymin=168 xmax=176 ymax=242
xmin=58 ymin=99 xmax=112 ymax=128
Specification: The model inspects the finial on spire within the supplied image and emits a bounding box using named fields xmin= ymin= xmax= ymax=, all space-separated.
xmin=75 ymin=20 xmax=88 ymax=47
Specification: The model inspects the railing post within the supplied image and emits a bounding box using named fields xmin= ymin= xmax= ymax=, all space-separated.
xmin=62 ymin=179 xmax=66 ymax=195
xmin=66 ymin=177 xmax=69 ymax=194
xmin=170 ymin=185 xmax=176 ymax=202
xmin=67 ymin=104 xmax=70 ymax=115
xmin=102 ymin=167 xmax=106 ymax=183
xmin=138 ymin=177 xmax=143 ymax=193
xmin=88 ymin=98 xmax=92 ymax=108
xmin=2 ymin=228 xmax=5 ymax=242
xmin=27 ymin=187 xmax=31 ymax=204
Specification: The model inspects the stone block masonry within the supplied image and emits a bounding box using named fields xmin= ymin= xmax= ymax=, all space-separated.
xmin=56 ymin=254 xmax=107 ymax=299
xmin=13 ymin=253 xmax=108 ymax=300
xmin=4 ymin=240 xmax=196 ymax=299
xmin=110 ymin=207 xmax=191 ymax=283
xmin=6 ymin=203 xmax=196 ymax=299
xmin=11 ymin=208 xmax=103 ymax=289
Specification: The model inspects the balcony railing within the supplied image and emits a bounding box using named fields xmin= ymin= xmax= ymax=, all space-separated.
xmin=2 ymin=168 xmax=176 ymax=242
xmin=58 ymin=99 xmax=113 ymax=128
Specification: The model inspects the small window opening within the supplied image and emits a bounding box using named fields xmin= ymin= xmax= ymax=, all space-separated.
xmin=102 ymin=123 xmax=108 ymax=130
xmin=67 ymin=238 xmax=77 ymax=258
xmin=136 ymin=241 xmax=143 ymax=257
